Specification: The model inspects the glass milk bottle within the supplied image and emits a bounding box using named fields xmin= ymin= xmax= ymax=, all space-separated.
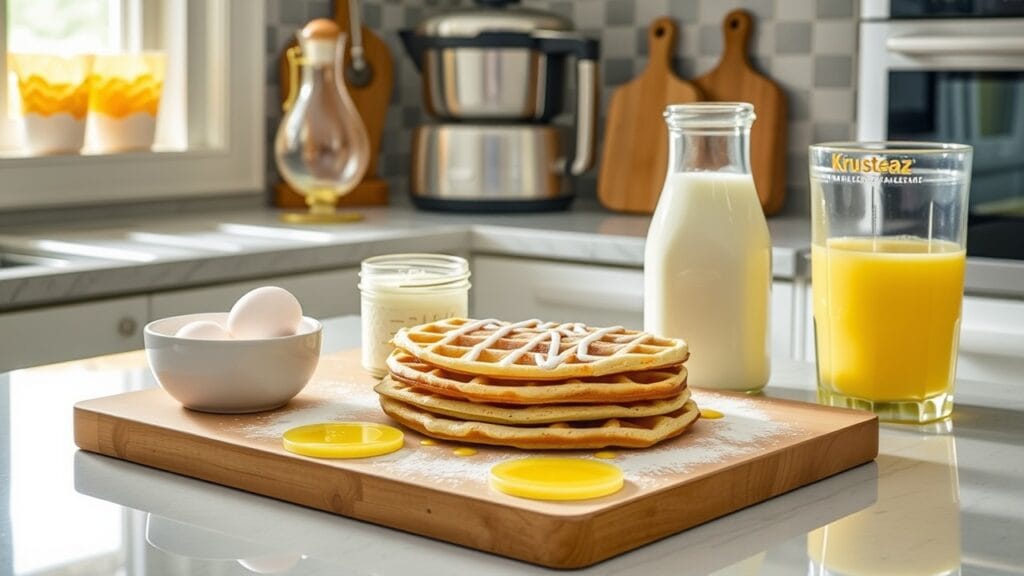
xmin=644 ymin=103 xmax=771 ymax=391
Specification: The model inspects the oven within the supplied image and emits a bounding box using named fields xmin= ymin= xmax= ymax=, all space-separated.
xmin=859 ymin=0 xmax=1024 ymax=261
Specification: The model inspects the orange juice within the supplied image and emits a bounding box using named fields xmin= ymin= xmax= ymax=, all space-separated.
xmin=813 ymin=237 xmax=965 ymax=404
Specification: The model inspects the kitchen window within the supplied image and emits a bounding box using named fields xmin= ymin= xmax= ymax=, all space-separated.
xmin=0 ymin=0 xmax=264 ymax=210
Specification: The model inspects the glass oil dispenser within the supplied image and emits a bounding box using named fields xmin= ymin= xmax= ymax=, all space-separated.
xmin=275 ymin=18 xmax=370 ymax=223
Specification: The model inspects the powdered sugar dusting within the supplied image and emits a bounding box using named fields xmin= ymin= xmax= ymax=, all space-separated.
xmin=377 ymin=445 xmax=507 ymax=487
xmin=238 ymin=378 xmax=383 ymax=439
xmin=614 ymin=391 xmax=802 ymax=489
xmin=236 ymin=378 xmax=803 ymax=493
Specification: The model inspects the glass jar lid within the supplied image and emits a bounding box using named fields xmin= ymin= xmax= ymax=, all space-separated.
xmin=359 ymin=254 xmax=470 ymax=293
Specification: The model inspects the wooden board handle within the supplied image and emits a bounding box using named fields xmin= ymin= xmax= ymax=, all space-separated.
xmin=721 ymin=9 xmax=753 ymax=67
xmin=647 ymin=17 xmax=677 ymax=74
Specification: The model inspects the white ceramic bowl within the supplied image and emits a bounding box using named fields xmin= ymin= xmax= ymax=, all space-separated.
xmin=144 ymin=312 xmax=322 ymax=413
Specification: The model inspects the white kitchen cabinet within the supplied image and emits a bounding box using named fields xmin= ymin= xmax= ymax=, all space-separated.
xmin=772 ymin=280 xmax=797 ymax=360
xmin=958 ymin=296 xmax=1024 ymax=385
xmin=472 ymin=256 xmax=644 ymax=328
xmin=0 ymin=296 xmax=148 ymax=372
xmin=803 ymin=290 xmax=1024 ymax=386
xmin=149 ymin=268 xmax=360 ymax=321
xmin=472 ymin=256 xmax=798 ymax=359
xmin=0 ymin=269 xmax=359 ymax=372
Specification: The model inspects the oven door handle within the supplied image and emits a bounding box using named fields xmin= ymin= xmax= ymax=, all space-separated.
xmin=887 ymin=35 xmax=1024 ymax=55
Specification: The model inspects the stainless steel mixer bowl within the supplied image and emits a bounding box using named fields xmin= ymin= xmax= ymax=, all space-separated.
xmin=418 ymin=45 xmax=559 ymax=120
xmin=402 ymin=4 xmax=573 ymax=120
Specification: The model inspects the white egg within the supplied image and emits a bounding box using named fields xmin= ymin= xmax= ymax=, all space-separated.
xmin=175 ymin=320 xmax=232 ymax=340
xmin=227 ymin=286 xmax=303 ymax=339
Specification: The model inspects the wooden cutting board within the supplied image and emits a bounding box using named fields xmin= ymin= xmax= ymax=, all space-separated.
xmin=598 ymin=17 xmax=702 ymax=214
xmin=74 ymin=349 xmax=877 ymax=569
xmin=694 ymin=9 xmax=788 ymax=216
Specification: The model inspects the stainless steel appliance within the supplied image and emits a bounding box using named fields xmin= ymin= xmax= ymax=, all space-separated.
xmin=859 ymin=0 xmax=1024 ymax=260
xmin=401 ymin=0 xmax=598 ymax=212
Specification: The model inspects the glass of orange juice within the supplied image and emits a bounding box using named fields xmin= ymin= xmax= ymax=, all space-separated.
xmin=809 ymin=142 xmax=972 ymax=423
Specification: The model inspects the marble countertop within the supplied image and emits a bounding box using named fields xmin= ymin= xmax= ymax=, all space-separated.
xmin=2 ymin=315 xmax=1020 ymax=575
xmin=0 ymin=204 xmax=812 ymax=311
xmin=2 ymin=202 xmax=1021 ymax=312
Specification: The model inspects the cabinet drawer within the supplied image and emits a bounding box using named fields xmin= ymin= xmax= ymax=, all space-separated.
xmin=472 ymin=257 xmax=644 ymax=329
xmin=0 ymin=296 xmax=148 ymax=372
xmin=150 ymin=268 xmax=359 ymax=321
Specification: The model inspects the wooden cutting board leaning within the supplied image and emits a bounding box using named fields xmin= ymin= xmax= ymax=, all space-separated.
xmin=598 ymin=17 xmax=702 ymax=214
xmin=598 ymin=11 xmax=788 ymax=216
xmin=694 ymin=9 xmax=788 ymax=215
xmin=74 ymin=348 xmax=878 ymax=569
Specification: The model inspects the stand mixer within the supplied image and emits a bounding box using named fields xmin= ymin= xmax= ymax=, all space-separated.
xmin=401 ymin=0 xmax=599 ymax=212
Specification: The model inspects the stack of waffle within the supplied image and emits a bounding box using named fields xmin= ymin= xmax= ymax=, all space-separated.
xmin=374 ymin=318 xmax=700 ymax=450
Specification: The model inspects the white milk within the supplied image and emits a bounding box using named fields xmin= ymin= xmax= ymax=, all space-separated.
xmin=644 ymin=172 xmax=771 ymax=391
xmin=358 ymin=255 xmax=471 ymax=379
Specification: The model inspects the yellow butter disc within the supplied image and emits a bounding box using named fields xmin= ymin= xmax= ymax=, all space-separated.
xmin=490 ymin=457 xmax=624 ymax=501
xmin=282 ymin=422 xmax=404 ymax=459
xmin=700 ymin=408 xmax=724 ymax=419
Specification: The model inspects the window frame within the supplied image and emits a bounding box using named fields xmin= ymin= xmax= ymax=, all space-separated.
xmin=0 ymin=0 xmax=264 ymax=210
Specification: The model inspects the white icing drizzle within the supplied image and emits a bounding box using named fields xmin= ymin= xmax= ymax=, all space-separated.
xmin=463 ymin=319 xmax=542 ymax=361
xmin=574 ymin=326 xmax=625 ymax=361
xmin=436 ymin=318 xmax=501 ymax=346
xmin=502 ymin=327 xmax=559 ymax=367
xmin=432 ymin=318 xmax=654 ymax=370
xmin=539 ymin=330 xmax=561 ymax=369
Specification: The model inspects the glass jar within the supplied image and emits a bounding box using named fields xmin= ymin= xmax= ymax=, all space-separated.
xmin=643 ymin=103 xmax=771 ymax=391
xmin=359 ymin=254 xmax=471 ymax=378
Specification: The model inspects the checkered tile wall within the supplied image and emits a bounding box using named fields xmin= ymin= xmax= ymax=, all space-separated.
xmin=265 ymin=0 xmax=859 ymax=215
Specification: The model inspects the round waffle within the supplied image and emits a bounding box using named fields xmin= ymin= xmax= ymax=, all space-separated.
xmin=378 ymin=396 xmax=701 ymax=450
xmin=392 ymin=318 xmax=689 ymax=380
xmin=375 ymin=376 xmax=691 ymax=425
xmin=386 ymin=350 xmax=687 ymax=405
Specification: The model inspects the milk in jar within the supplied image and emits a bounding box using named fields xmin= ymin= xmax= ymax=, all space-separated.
xmin=359 ymin=254 xmax=470 ymax=378
xmin=644 ymin=103 xmax=771 ymax=391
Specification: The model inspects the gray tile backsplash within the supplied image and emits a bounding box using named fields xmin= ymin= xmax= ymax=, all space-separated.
xmin=265 ymin=0 xmax=859 ymax=216
xmin=775 ymin=22 xmax=812 ymax=54
xmin=814 ymin=55 xmax=854 ymax=88
xmin=816 ymin=0 xmax=855 ymax=18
